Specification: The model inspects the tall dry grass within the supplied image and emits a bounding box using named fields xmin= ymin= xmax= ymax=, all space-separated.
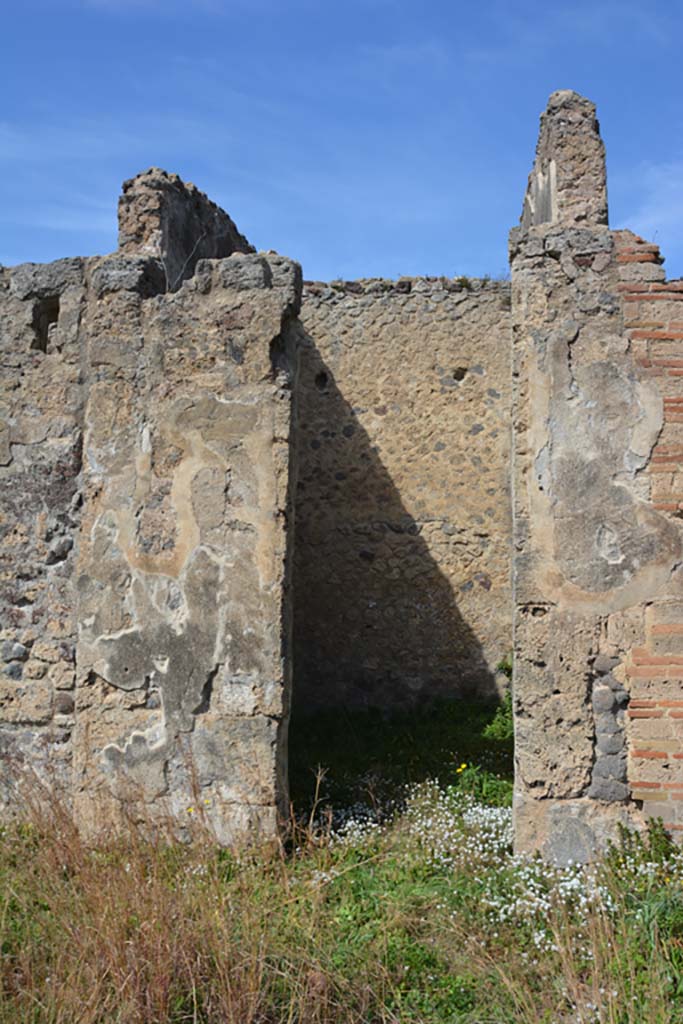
xmin=1 ymin=774 xmax=682 ymax=1023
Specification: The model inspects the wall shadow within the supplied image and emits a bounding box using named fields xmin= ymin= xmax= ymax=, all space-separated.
xmin=291 ymin=327 xmax=500 ymax=720
xmin=288 ymin=697 xmax=514 ymax=816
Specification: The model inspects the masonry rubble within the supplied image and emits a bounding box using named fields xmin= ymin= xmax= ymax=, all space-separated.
xmin=1 ymin=94 xmax=682 ymax=857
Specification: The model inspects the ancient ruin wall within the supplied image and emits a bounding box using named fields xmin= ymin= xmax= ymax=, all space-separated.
xmin=0 ymin=257 xmax=86 ymax=800
xmin=294 ymin=278 xmax=512 ymax=710
xmin=511 ymin=91 xmax=683 ymax=862
xmin=6 ymin=91 xmax=683 ymax=856
xmin=0 ymin=171 xmax=301 ymax=841
xmin=613 ymin=232 xmax=683 ymax=837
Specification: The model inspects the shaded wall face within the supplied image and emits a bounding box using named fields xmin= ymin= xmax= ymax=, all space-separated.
xmin=293 ymin=278 xmax=513 ymax=711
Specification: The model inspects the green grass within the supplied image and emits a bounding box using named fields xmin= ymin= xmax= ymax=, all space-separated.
xmin=1 ymin=700 xmax=681 ymax=1023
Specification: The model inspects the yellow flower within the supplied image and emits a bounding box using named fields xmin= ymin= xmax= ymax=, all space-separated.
xmin=187 ymin=806 xmax=195 ymax=814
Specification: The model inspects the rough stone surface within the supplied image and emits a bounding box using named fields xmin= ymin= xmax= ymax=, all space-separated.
xmin=3 ymin=92 xmax=683 ymax=856
xmin=511 ymin=91 xmax=683 ymax=861
xmin=0 ymin=173 xmax=300 ymax=842
xmin=521 ymin=90 xmax=608 ymax=230
xmin=0 ymin=254 xmax=86 ymax=804
xmin=118 ymin=168 xmax=254 ymax=292
xmin=294 ymin=278 xmax=512 ymax=709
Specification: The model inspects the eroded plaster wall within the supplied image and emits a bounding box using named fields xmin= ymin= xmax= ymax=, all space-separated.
xmin=294 ymin=278 xmax=513 ymax=710
xmin=0 ymin=172 xmax=301 ymax=841
xmin=3 ymin=91 xmax=682 ymax=855
xmin=511 ymin=91 xmax=683 ymax=862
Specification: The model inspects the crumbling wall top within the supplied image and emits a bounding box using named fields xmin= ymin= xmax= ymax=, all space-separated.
xmin=520 ymin=90 xmax=608 ymax=230
xmin=117 ymin=167 xmax=254 ymax=291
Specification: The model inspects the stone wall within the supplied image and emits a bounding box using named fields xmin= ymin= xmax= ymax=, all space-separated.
xmin=0 ymin=257 xmax=86 ymax=801
xmin=613 ymin=232 xmax=683 ymax=836
xmin=4 ymin=91 xmax=682 ymax=856
xmin=511 ymin=91 xmax=683 ymax=862
xmin=294 ymin=278 xmax=512 ymax=710
xmin=0 ymin=172 xmax=301 ymax=842
xmin=117 ymin=168 xmax=254 ymax=290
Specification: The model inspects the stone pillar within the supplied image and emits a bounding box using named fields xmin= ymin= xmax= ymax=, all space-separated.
xmin=511 ymin=92 xmax=683 ymax=861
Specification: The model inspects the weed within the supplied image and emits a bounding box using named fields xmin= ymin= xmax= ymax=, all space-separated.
xmin=483 ymin=691 xmax=514 ymax=743
xmin=497 ymin=652 xmax=513 ymax=679
xmin=0 ymin=705 xmax=681 ymax=1022
xmin=453 ymin=762 xmax=513 ymax=806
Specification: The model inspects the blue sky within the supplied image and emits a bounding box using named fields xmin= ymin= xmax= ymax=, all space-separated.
xmin=2 ymin=0 xmax=683 ymax=280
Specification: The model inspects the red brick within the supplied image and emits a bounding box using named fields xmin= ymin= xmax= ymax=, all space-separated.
xmin=632 ymin=749 xmax=668 ymax=758
xmin=630 ymin=781 xmax=662 ymax=789
xmin=627 ymin=666 xmax=683 ymax=679
xmin=629 ymin=710 xmax=664 ymax=718
xmin=617 ymin=253 xmax=659 ymax=264
xmin=631 ymin=330 xmax=683 ymax=340
xmin=633 ymin=655 xmax=683 ymax=666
